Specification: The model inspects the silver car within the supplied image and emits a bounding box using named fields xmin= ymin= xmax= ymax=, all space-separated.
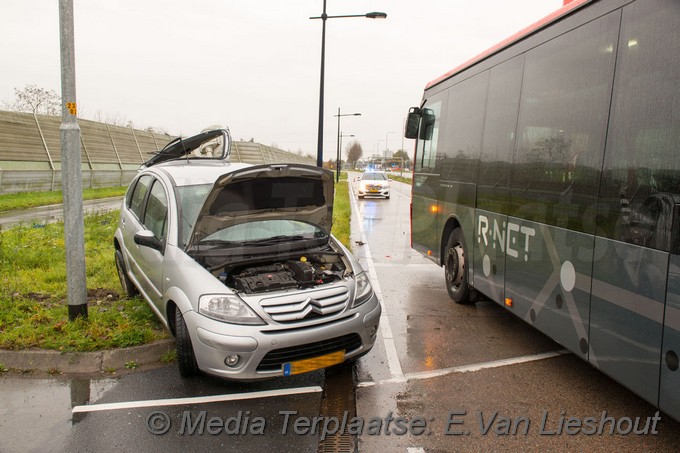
xmin=114 ymin=128 xmax=381 ymax=379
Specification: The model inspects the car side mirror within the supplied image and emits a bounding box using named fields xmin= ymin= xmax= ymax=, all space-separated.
xmin=134 ymin=229 xmax=162 ymax=251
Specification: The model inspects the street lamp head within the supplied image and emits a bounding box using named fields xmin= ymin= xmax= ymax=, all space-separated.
xmin=366 ymin=12 xmax=387 ymax=19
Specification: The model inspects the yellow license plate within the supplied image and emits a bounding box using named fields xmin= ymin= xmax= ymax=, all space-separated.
xmin=369 ymin=189 xmax=379 ymax=193
xmin=283 ymin=350 xmax=345 ymax=376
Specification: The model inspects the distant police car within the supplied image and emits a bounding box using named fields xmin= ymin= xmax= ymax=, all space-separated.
xmin=357 ymin=171 xmax=390 ymax=199
xmin=114 ymin=128 xmax=381 ymax=379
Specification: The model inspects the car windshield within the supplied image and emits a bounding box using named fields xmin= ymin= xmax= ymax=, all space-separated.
xmin=177 ymin=184 xmax=212 ymax=247
xmin=362 ymin=172 xmax=387 ymax=180
xmin=199 ymin=220 xmax=326 ymax=246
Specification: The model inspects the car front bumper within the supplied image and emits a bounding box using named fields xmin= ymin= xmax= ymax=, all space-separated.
xmin=358 ymin=187 xmax=390 ymax=197
xmin=183 ymin=293 xmax=381 ymax=380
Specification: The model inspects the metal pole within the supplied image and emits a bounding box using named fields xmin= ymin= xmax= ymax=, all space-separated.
xmin=316 ymin=0 xmax=327 ymax=168
xmin=59 ymin=0 xmax=88 ymax=320
xmin=336 ymin=107 xmax=341 ymax=182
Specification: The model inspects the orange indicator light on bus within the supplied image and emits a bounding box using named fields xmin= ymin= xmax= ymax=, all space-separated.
xmin=505 ymin=297 xmax=513 ymax=307
xmin=430 ymin=205 xmax=439 ymax=214
xmin=427 ymin=250 xmax=432 ymax=256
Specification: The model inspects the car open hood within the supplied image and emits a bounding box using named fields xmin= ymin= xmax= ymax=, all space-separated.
xmin=186 ymin=164 xmax=334 ymax=250
xmin=142 ymin=128 xmax=231 ymax=167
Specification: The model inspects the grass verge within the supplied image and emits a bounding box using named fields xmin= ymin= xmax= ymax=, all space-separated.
xmin=388 ymin=174 xmax=412 ymax=185
xmin=0 ymin=186 xmax=127 ymax=212
xmin=332 ymin=173 xmax=351 ymax=248
xmin=0 ymin=210 xmax=167 ymax=352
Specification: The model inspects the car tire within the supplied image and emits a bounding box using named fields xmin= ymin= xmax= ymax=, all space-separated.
xmin=175 ymin=309 xmax=200 ymax=377
xmin=444 ymin=228 xmax=474 ymax=304
xmin=115 ymin=249 xmax=139 ymax=298
xmin=386 ymin=195 xmax=390 ymax=199
xmin=358 ymin=195 xmax=364 ymax=199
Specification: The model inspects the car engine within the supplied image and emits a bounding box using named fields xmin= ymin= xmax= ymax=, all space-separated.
xmin=218 ymin=253 xmax=347 ymax=294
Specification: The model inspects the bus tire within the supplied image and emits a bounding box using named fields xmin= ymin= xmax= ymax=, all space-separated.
xmin=444 ymin=228 xmax=473 ymax=304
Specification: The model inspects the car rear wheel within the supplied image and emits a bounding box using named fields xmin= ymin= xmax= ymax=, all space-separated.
xmin=444 ymin=228 xmax=474 ymax=304
xmin=115 ymin=249 xmax=139 ymax=298
xmin=175 ymin=309 xmax=199 ymax=377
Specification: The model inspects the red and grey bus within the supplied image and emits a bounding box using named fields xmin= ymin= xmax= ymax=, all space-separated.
xmin=405 ymin=0 xmax=680 ymax=420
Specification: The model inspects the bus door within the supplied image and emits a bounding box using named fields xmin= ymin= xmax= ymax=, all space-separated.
xmin=410 ymin=97 xmax=446 ymax=260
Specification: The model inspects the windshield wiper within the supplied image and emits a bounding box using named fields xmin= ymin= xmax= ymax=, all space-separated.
xmin=240 ymin=235 xmax=307 ymax=246
xmin=197 ymin=235 xmax=309 ymax=248
xmin=196 ymin=239 xmax=246 ymax=248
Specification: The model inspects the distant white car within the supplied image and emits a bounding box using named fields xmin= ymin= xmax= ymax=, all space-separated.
xmin=357 ymin=171 xmax=390 ymax=199
xmin=114 ymin=128 xmax=381 ymax=380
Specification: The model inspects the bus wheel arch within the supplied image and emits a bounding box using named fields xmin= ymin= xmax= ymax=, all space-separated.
xmin=443 ymin=225 xmax=475 ymax=304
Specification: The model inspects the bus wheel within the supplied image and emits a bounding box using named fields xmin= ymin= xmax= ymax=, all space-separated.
xmin=444 ymin=228 xmax=473 ymax=304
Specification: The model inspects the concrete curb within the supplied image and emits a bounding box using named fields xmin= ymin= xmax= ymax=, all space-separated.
xmin=0 ymin=339 xmax=175 ymax=374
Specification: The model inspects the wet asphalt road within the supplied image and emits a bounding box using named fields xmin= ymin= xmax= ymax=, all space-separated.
xmin=1 ymin=176 xmax=680 ymax=452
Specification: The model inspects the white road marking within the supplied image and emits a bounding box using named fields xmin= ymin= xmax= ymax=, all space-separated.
xmin=350 ymin=180 xmax=404 ymax=379
xmin=356 ymin=350 xmax=570 ymax=388
xmin=407 ymin=448 xmax=425 ymax=453
xmin=72 ymin=386 xmax=322 ymax=414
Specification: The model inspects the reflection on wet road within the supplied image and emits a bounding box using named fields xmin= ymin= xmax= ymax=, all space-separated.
xmin=0 ymin=376 xmax=116 ymax=452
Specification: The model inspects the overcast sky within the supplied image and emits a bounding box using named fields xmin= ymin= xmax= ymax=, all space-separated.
xmin=1 ymin=0 xmax=563 ymax=162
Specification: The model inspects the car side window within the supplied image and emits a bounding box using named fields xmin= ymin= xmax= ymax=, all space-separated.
xmin=143 ymin=180 xmax=168 ymax=240
xmin=128 ymin=175 xmax=153 ymax=221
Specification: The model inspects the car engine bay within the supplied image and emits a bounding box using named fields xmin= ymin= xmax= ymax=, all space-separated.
xmin=196 ymin=250 xmax=350 ymax=294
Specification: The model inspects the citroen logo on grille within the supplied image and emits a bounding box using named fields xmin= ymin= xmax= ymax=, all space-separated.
xmin=303 ymin=296 xmax=323 ymax=315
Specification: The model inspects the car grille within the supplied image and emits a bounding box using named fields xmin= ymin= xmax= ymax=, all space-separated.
xmin=256 ymin=333 xmax=363 ymax=372
xmin=259 ymin=286 xmax=350 ymax=324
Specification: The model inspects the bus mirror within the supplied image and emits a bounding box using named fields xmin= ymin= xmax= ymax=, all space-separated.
xmin=404 ymin=108 xmax=421 ymax=139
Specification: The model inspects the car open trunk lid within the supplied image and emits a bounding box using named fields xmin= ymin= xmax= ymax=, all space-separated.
xmin=142 ymin=128 xmax=230 ymax=167
xmin=186 ymin=164 xmax=335 ymax=250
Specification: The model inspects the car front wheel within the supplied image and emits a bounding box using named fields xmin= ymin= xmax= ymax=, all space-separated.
xmin=175 ymin=309 xmax=199 ymax=377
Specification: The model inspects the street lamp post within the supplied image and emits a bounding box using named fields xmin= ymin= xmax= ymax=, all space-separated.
xmin=310 ymin=4 xmax=386 ymax=168
xmin=334 ymin=108 xmax=361 ymax=182
xmin=384 ymin=131 xmax=394 ymax=169
xmin=339 ymin=131 xmax=354 ymax=175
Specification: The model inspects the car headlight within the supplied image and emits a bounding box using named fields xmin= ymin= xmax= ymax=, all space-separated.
xmin=352 ymin=272 xmax=374 ymax=307
xmin=199 ymin=295 xmax=265 ymax=325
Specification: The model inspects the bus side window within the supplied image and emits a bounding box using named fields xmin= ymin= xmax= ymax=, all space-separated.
xmin=420 ymin=110 xmax=436 ymax=141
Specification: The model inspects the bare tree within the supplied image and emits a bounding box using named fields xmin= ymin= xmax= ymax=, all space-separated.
xmin=346 ymin=140 xmax=363 ymax=169
xmin=8 ymin=84 xmax=61 ymax=115
xmin=105 ymin=112 xmax=128 ymax=126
